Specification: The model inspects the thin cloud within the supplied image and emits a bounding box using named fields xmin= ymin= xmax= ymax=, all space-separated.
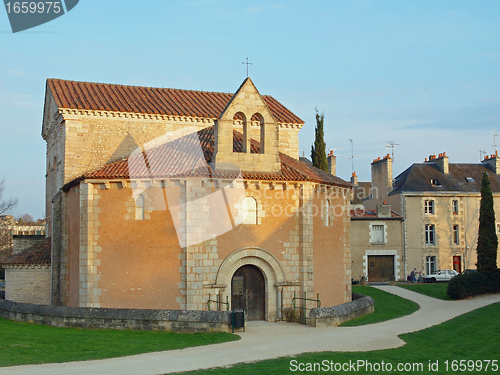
xmin=247 ymin=6 xmax=265 ymax=13
xmin=8 ymin=70 xmax=25 ymax=77
xmin=247 ymin=4 xmax=285 ymax=13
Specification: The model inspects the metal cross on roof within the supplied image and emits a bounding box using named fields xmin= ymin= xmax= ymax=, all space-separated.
xmin=242 ymin=58 xmax=253 ymax=78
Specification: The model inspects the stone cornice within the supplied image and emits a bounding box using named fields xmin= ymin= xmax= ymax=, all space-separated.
xmin=4 ymin=264 xmax=50 ymax=269
xmin=57 ymin=108 xmax=303 ymax=129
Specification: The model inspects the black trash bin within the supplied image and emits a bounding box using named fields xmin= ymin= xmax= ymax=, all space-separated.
xmin=232 ymin=309 xmax=245 ymax=331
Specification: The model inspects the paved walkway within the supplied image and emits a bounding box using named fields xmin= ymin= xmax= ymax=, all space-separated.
xmin=2 ymin=286 xmax=499 ymax=375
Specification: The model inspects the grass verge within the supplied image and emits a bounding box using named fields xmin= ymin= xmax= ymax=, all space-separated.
xmin=182 ymin=302 xmax=500 ymax=374
xmin=397 ymin=283 xmax=452 ymax=300
xmin=340 ymin=285 xmax=419 ymax=326
xmin=0 ymin=318 xmax=239 ymax=367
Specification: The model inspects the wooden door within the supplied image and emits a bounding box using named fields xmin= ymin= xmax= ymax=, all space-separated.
xmin=231 ymin=265 xmax=265 ymax=321
xmin=453 ymin=256 xmax=462 ymax=273
xmin=368 ymin=255 xmax=394 ymax=282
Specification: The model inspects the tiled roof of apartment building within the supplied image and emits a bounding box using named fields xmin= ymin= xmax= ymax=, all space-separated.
xmin=47 ymin=79 xmax=304 ymax=125
xmin=1 ymin=237 xmax=51 ymax=265
xmin=350 ymin=209 xmax=403 ymax=220
xmin=391 ymin=163 xmax=500 ymax=194
xmin=351 ymin=181 xmax=372 ymax=204
xmin=63 ymin=126 xmax=351 ymax=189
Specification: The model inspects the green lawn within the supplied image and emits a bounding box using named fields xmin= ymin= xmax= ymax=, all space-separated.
xmin=0 ymin=318 xmax=239 ymax=367
xmin=340 ymin=285 xmax=419 ymax=326
xmin=397 ymin=282 xmax=452 ymax=300
xmin=183 ymin=302 xmax=500 ymax=374
xmin=0 ymin=286 xmax=418 ymax=367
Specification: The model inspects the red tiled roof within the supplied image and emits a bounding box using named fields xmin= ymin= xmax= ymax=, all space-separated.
xmin=350 ymin=209 xmax=402 ymax=219
xmin=47 ymin=79 xmax=304 ymax=125
xmin=1 ymin=237 xmax=51 ymax=265
xmin=64 ymin=127 xmax=350 ymax=188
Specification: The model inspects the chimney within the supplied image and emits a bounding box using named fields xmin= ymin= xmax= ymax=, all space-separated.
xmin=377 ymin=201 xmax=391 ymax=218
xmin=435 ymin=152 xmax=449 ymax=174
xmin=482 ymin=150 xmax=500 ymax=174
xmin=425 ymin=152 xmax=449 ymax=174
xmin=371 ymin=154 xmax=393 ymax=205
xmin=327 ymin=150 xmax=336 ymax=176
xmin=350 ymin=171 xmax=358 ymax=186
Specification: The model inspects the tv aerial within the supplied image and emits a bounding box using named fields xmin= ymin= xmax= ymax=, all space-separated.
xmin=480 ymin=149 xmax=486 ymax=161
xmin=348 ymin=139 xmax=360 ymax=175
xmin=386 ymin=141 xmax=401 ymax=162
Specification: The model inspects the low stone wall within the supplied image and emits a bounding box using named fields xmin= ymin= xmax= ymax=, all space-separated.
xmin=309 ymin=293 xmax=374 ymax=327
xmin=0 ymin=299 xmax=241 ymax=333
xmin=4 ymin=267 xmax=51 ymax=305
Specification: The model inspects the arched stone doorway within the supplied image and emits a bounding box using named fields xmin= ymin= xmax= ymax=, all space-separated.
xmin=231 ymin=265 xmax=265 ymax=321
xmin=215 ymin=247 xmax=287 ymax=321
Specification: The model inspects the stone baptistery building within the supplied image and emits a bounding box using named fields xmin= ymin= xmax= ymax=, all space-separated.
xmin=42 ymin=77 xmax=351 ymax=321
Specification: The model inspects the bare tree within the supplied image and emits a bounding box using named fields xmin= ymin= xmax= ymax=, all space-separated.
xmin=0 ymin=177 xmax=18 ymax=216
xmin=17 ymin=213 xmax=35 ymax=224
xmin=0 ymin=176 xmax=18 ymax=256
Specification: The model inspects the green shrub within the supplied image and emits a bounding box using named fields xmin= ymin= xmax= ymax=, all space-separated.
xmin=447 ymin=269 xmax=500 ymax=299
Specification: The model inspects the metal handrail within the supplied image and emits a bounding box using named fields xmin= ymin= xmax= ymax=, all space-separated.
xmin=207 ymin=293 xmax=229 ymax=311
xmin=292 ymin=291 xmax=320 ymax=324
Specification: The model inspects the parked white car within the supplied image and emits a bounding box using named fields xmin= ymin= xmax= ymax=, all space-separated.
xmin=422 ymin=269 xmax=459 ymax=283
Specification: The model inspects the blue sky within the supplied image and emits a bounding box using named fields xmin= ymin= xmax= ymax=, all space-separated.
xmin=1 ymin=0 xmax=500 ymax=217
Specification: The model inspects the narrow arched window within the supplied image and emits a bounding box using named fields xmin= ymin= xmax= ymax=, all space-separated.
xmin=252 ymin=113 xmax=265 ymax=154
xmin=233 ymin=112 xmax=248 ymax=153
xmin=242 ymin=197 xmax=257 ymax=224
xmin=325 ymin=199 xmax=330 ymax=226
xmin=135 ymin=194 xmax=145 ymax=220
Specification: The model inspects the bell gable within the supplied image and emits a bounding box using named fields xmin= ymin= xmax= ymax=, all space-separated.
xmin=212 ymin=78 xmax=281 ymax=174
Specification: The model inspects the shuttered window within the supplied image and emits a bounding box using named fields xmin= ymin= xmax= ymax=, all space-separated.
xmin=372 ymin=225 xmax=384 ymax=244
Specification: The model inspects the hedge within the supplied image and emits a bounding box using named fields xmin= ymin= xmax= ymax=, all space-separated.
xmin=447 ymin=270 xmax=500 ymax=300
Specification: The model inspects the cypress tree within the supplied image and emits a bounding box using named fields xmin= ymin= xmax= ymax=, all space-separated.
xmin=311 ymin=110 xmax=328 ymax=172
xmin=476 ymin=172 xmax=498 ymax=272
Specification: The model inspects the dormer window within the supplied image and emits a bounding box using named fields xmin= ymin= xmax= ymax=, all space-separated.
xmin=465 ymin=177 xmax=474 ymax=183
xmin=430 ymin=179 xmax=441 ymax=186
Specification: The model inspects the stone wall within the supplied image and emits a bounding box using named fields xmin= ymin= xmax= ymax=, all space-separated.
xmin=4 ymin=266 xmax=51 ymax=305
xmin=0 ymin=299 xmax=239 ymax=333
xmin=308 ymin=293 xmax=374 ymax=327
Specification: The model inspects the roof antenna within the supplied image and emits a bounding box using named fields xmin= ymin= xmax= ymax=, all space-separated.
xmin=348 ymin=139 xmax=358 ymax=175
xmin=491 ymin=133 xmax=500 ymax=154
xmin=386 ymin=140 xmax=400 ymax=162
xmin=329 ymin=147 xmax=343 ymax=157
xmin=480 ymin=149 xmax=486 ymax=161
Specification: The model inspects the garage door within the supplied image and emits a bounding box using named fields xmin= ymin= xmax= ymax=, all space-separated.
xmin=368 ymin=255 xmax=394 ymax=282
